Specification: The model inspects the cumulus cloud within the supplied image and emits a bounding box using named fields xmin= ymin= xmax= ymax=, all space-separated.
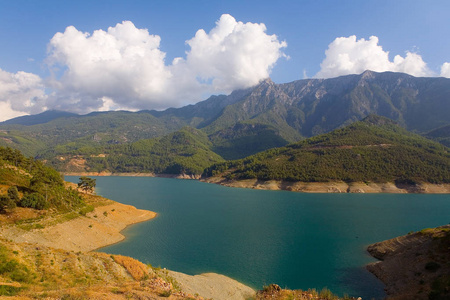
xmin=46 ymin=21 xmax=172 ymax=111
xmin=42 ymin=15 xmax=286 ymax=113
xmin=315 ymin=35 xmax=433 ymax=78
xmin=183 ymin=14 xmax=287 ymax=91
xmin=0 ymin=68 xmax=47 ymax=120
xmin=441 ymin=62 xmax=450 ymax=78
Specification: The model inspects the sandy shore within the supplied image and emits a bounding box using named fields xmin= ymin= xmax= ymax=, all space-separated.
xmin=168 ymin=271 xmax=255 ymax=300
xmin=202 ymin=177 xmax=450 ymax=193
xmin=0 ymin=201 xmax=156 ymax=252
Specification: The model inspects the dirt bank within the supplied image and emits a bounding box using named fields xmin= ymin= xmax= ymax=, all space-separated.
xmin=202 ymin=177 xmax=450 ymax=193
xmin=0 ymin=201 xmax=156 ymax=252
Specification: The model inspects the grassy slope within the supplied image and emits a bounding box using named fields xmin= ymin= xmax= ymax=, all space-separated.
xmin=204 ymin=115 xmax=450 ymax=184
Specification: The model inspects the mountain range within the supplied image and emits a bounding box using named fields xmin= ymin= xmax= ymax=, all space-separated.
xmin=0 ymin=70 xmax=449 ymax=177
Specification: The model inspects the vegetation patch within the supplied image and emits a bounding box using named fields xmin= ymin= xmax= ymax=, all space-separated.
xmin=204 ymin=116 xmax=450 ymax=184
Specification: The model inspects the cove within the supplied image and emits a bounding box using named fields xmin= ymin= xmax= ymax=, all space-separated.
xmin=66 ymin=176 xmax=450 ymax=299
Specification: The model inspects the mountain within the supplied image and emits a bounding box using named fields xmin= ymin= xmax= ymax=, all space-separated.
xmin=203 ymin=115 xmax=450 ymax=184
xmin=194 ymin=71 xmax=450 ymax=138
xmin=0 ymin=70 xmax=449 ymax=162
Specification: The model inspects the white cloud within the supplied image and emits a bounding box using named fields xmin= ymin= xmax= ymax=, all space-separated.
xmin=440 ymin=62 xmax=450 ymax=78
xmin=183 ymin=14 xmax=287 ymax=91
xmin=315 ymin=35 xmax=433 ymax=78
xmin=42 ymin=15 xmax=287 ymax=114
xmin=47 ymin=21 xmax=172 ymax=111
xmin=0 ymin=68 xmax=47 ymax=120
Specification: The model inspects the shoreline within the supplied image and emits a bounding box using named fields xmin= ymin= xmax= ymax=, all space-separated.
xmin=63 ymin=172 xmax=450 ymax=194
xmin=63 ymin=172 xmax=201 ymax=179
xmin=0 ymin=200 xmax=157 ymax=253
xmin=202 ymin=177 xmax=450 ymax=194
xmin=0 ymin=189 xmax=256 ymax=299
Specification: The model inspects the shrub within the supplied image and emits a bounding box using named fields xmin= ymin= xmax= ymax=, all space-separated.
xmin=7 ymin=186 xmax=20 ymax=204
xmin=20 ymin=193 xmax=49 ymax=210
xmin=0 ymin=195 xmax=16 ymax=213
xmin=425 ymin=261 xmax=441 ymax=272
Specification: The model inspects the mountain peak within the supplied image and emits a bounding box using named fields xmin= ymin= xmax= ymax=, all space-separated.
xmin=360 ymin=70 xmax=377 ymax=80
xmin=258 ymin=78 xmax=274 ymax=86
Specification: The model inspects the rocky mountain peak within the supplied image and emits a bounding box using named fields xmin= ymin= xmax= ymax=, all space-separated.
xmin=361 ymin=70 xmax=376 ymax=79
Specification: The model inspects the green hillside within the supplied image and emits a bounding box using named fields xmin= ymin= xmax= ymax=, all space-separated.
xmin=203 ymin=116 xmax=450 ymax=184
xmin=41 ymin=127 xmax=224 ymax=175
xmin=0 ymin=111 xmax=182 ymax=157
xmin=209 ymin=123 xmax=289 ymax=160
xmin=0 ymin=147 xmax=84 ymax=212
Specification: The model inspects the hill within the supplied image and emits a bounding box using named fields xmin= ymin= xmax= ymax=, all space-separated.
xmin=203 ymin=115 xmax=450 ymax=189
xmin=0 ymin=146 xmax=86 ymax=213
xmin=0 ymin=71 xmax=449 ymax=161
xmin=39 ymin=127 xmax=224 ymax=176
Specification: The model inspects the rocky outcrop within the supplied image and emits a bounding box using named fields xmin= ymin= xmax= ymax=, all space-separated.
xmin=367 ymin=225 xmax=450 ymax=299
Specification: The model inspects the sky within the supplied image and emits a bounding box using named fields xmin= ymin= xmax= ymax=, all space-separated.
xmin=0 ymin=0 xmax=449 ymax=121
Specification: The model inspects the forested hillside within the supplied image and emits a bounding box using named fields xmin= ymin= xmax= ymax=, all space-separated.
xmin=203 ymin=116 xmax=450 ymax=184
xmin=39 ymin=127 xmax=224 ymax=175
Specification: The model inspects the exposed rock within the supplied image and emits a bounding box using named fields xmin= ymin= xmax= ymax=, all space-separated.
xmin=367 ymin=225 xmax=450 ymax=299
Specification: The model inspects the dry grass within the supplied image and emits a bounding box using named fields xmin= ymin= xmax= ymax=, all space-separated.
xmin=110 ymin=254 xmax=151 ymax=281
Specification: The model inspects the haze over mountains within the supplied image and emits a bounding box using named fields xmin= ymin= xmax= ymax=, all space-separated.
xmin=0 ymin=70 xmax=449 ymax=176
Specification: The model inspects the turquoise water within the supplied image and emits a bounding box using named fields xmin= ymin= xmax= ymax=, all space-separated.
xmin=66 ymin=176 xmax=450 ymax=299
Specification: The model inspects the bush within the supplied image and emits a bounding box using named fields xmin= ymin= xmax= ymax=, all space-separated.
xmin=0 ymin=195 xmax=16 ymax=213
xmin=0 ymin=285 xmax=23 ymax=296
xmin=7 ymin=186 xmax=20 ymax=204
xmin=20 ymin=193 xmax=49 ymax=210
xmin=425 ymin=261 xmax=441 ymax=272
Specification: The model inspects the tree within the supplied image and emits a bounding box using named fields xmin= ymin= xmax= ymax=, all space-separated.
xmin=7 ymin=186 xmax=20 ymax=205
xmin=0 ymin=195 xmax=16 ymax=213
xmin=20 ymin=193 xmax=48 ymax=210
xmin=78 ymin=176 xmax=96 ymax=194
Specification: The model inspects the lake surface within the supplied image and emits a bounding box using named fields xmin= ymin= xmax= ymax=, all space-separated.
xmin=66 ymin=176 xmax=450 ymax=299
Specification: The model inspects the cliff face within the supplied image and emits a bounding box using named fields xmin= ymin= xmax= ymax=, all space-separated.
xmin=367 ymin=225 xmax=450 ymax=299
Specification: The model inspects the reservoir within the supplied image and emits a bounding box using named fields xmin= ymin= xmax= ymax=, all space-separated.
xmin=66 ymin=176 xmax=450 ymax=299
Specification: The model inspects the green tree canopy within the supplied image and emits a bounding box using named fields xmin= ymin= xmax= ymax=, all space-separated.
xmin=77 ymin=177 xmax=96 ymax=194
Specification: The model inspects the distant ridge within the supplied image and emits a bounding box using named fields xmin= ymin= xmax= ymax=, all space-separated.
xmin=1 ymin=110 xmax=79 ymax=126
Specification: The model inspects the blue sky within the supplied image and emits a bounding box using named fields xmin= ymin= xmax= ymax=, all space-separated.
xmin=0 ymin=0 xmax=449 ymax=120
